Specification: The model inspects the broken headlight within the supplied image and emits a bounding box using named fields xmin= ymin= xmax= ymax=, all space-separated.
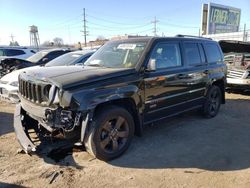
xmin=48 ymin=85 xmax=60 ymax=104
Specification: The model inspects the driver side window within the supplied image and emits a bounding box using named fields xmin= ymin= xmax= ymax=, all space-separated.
xmin=150 ymin=42 xmax=182 ymax=69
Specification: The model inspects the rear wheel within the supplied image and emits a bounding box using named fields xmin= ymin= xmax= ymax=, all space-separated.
xmin=84 ymin=106 xmax=134 ymax=161
xmin=203 ymin=85 xmax=222 ymax=118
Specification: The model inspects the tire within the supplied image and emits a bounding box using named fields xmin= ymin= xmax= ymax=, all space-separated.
xmin=84 ymin=105 xmax=135 ymax=161
xmin=203 ymin=85 xmax=222 ymax=118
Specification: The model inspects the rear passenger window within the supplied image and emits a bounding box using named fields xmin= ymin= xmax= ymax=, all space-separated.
xmin=5 ymin=49 xmax=25 ymax=56
xmin=184 ymin=43 xmax=201 ymax=65
xmin=203 ymin=43 xmax=222 ymax=63
xmin=150 ymin=43 xmax=182 ymax=69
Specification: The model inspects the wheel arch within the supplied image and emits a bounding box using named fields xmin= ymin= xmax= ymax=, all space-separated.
xmin=92 ymin=98 xmax=143 ymax=137
xmin=212 ymin=79 xmax=225 ymax=104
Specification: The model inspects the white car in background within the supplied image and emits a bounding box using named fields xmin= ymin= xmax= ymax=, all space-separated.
xmin=0 ymin=50 xmax=95 ymax=103
xmin=0 ymin=47 xmax=36 ymax=60
xmin=0 ymin=66 xmax=38 ymax=103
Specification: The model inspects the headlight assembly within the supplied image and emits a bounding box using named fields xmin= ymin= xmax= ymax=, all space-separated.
xmin=10 ymin=81 xmax=19 ymax=87
xmin=48 ymin=85 xmax=60 ymax=104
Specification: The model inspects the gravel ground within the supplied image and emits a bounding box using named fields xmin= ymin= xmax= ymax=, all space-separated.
xmin=1 ymin=92 xmax=250 ymax=188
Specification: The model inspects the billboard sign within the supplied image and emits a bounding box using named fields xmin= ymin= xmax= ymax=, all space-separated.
xmin=207 ymin=3 xmax=241 ymax=34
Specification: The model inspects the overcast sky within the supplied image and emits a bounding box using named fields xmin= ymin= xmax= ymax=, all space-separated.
xmin=0 ymin=0 xmax=249 ymax=46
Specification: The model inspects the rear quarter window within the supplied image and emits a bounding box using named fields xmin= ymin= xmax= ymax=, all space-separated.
xmin=5 ymin=49 xmax=25 ymax=56
xmin=203 ymin=43 xmax=223 ymax=64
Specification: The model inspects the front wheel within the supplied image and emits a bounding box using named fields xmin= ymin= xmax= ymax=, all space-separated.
xmin=203 ymin=85 xmax=222 ymax=118
xmin=84 ymin=106 xmax=134 ymax=161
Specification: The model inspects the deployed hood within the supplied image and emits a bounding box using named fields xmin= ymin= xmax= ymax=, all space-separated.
xmin=20 ymin=65 xmax=136 ymax=89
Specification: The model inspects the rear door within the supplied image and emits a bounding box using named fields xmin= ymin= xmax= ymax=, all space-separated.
xmin=182 ymin=42 xmax=208 ymax=100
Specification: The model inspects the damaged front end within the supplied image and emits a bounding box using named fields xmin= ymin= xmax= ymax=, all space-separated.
xmin=14 ymin=75 xmax=89 ymax=154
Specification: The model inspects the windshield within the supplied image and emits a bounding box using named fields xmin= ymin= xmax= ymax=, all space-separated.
xmin=45 ymin=52 xmax=83 ymax=67
xmin=84 ymin=41 xmax=147 ymax=68
xmin=27 ymin=51 xmax=49 ymax=63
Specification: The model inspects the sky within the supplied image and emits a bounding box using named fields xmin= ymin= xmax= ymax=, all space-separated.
xmin=0 ymin=0 xmax=249 ymax=46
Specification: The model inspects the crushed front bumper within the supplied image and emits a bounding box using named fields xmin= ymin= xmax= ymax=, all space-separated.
xmin=14 ymin=104 xmax=36 ymax=153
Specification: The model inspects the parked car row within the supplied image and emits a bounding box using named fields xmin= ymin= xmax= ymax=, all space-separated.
xmin=0 ymin=50 xmax=95 ymax=102
xmin=0 ymin=48 xmax=71 ymax=77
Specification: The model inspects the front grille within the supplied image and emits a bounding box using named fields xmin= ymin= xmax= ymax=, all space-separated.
xmin=227 ymin=69 xmax=249 ymax=79
xmin=19 ymin=78 xmax=51 ymax=104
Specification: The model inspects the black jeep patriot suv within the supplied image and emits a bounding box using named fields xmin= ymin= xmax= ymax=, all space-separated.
xmin=14 ymin=36 xmax=226 ymax=161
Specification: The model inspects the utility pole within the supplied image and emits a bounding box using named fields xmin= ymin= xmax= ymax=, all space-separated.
xmin=243 ymin=23 xmax=246 ymax=41
xmin=81 ymin=8 xmax=88 ymax=47
xmin=9 ymin=34 xmax=15 ymax=43
xmin=151 ymin=17 xmax=159 ymax=36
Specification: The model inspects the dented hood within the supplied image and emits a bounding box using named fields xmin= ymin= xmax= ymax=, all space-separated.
xmin=20 ymin=65 xmax=136 ymax=89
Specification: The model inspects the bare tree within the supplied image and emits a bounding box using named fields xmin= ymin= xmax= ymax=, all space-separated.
xmin=96 ymin=35 xmax=105 ymax=41
xmin=9 ymin=41 xmax=19 ymax=46
xmin=53 ymin=37 xmax=64 ymax=47
xmin=41 ymin=40 xmax=51 ymax=47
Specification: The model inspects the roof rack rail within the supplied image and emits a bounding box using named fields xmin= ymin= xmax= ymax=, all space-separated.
xmin=175 ymin=34 xmax=212 ymax=40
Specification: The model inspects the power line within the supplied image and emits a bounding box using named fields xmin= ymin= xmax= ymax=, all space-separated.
xmin=87 ymin=21 xmax=151 ymax=30
xmin=86 ymin=9 xmax=151 ymax=21
xmin=87 ymin=13 xmax=146 ymax=26
xmin=160 ymin=21 xmax=199 ymax=28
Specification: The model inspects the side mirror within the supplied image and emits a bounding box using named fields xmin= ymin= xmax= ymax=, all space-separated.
xmin=146 ymin=59 xmax=156 ymax=71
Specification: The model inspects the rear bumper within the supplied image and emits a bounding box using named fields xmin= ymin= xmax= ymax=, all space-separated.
xmin=14 ymin=104 xmax=36 ymax=154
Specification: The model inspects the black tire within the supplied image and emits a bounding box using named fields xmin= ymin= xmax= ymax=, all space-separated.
xmin=84 ymin=105 xmax=135 ymax=161
xmin=203 ymin=85 xmax=222 ymax=118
